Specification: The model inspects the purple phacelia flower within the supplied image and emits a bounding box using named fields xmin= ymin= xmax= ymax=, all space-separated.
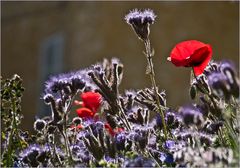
xmin=115 ymin=133 xmax=126 ymax=151
xmin=125 ymin=9 xmax=156 ymax=41
xmin=219 ymin=60 xmax=240 ymax=98
xmin=219 ymin=60 xmax=237 ymax=77
xmin=155 ymin=113 xmax=163 ymax=128
xmin=44 ymin=71 xmax=86 ymax=97
xmin=165 ymin=110 xmax=183 ymax=129
xmin=19 ymin=144 xmax=51 ymax=167
xmin=164 ymin=140 xmax=175 ymax=150
xmin=125 ymin=9 xmax=156 ymax=25
xmin=148 ymin=135 xmax=157 ymax=149
xmin=160 ymin=152 xmax=174 ymax=164
xmin=90 ymin=121 xmax=104 ymax=136
xmin=198 ymin=132 xmax=214 ymax=146
xmin=207 ymin=72 xmax=232 ymax=100
xmin=124 ymin=156 xmax=156 ymax=167
xmin=175 ymin=129 xmax=194 ymax=141
xmin=179 ymin=105 xmax=204 ymax=126
xmin=205 ymin=121 xmax=223 ymax=134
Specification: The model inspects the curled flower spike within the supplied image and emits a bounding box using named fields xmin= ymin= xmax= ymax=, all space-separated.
xmin=125 ymin=9 xmax=156 ymax=41
xmin=168 ymin=40 xmax=212 ymax=76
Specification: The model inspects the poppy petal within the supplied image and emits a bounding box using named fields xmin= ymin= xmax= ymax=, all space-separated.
xmin=193 ymin=45 xmax=212 ymax=76
xmin=169 ymin=40 xmax=212 ymax=76
xmin=81 ymin=92 xmax=102 ymax=113
xmin=76 ymin=107 xmax=94 ymax=119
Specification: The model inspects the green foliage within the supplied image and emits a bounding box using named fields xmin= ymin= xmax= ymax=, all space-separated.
xmin=1 ymin=74 xmax=27 ymax=167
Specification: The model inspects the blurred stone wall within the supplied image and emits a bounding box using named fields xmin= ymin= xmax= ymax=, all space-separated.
xmin=2 ymin=1 xmax=239 ymax=131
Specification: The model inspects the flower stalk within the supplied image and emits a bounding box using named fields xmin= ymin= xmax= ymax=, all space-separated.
xmin=144 ymin=38 xmax=168 ymax=140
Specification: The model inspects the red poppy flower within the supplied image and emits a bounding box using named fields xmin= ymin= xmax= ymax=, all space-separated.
xmin=115 ymin=127 xmax=125 ymax=134
xmin=104 ymin=123 xmax=115 ymax=136
xmin=76 ymin=107 xmax=95 ymax=119
xmin=70 ymin=124 xmax=83 ymax=131
xmin=168 ymin=40 xmax=212 ymax=76
xmin=104 ymin=123 xmax=125 ymax=137
xmin=80 ymin=92 xmax=102 ymax=113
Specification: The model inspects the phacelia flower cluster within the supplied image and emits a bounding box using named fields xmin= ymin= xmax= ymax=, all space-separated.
xmin=125 ymin=9 xmax=156 ymax=41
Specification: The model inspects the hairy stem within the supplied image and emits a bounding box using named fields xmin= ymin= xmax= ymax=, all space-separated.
xmin=118 ymin=102 xmax=132 ymax=130
xmin=144 ymin=38 xmax=168 ymax=140
xmin=6 ymin=100 xmax=17 ymax=167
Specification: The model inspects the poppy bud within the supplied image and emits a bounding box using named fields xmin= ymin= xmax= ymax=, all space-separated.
xmin=190 ymin=84 xmax=197 ymax=100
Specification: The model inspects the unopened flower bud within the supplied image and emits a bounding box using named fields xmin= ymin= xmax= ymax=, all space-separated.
xmin=43 ymin=94 xmax=54 ymax=105
xmin=47 ymin=125 xmax=56 ymax=134
xmin=33 ymin=119 xmax=46 ymax=132
xmin=72 ymin=117 xmax=82 ymax=125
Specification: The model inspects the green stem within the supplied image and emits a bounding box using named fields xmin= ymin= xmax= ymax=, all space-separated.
xmin=148 ymin=151 xmax=161 ymax=167
xmin=144 ymin=38 xmax=168 ymax=140
xmin=225 ymin=119 xmax=239 ymax=151
xmin=6 ymin=100 xmax=17 ymax=167
xmin=53 ymin=134 xmax=62 ymax=166
xmin=61 ymin=94 xmax=77 ymax=164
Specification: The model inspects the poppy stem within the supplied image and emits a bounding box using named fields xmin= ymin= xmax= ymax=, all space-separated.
xmin=144 ymin=38 xmax=168 ymax=140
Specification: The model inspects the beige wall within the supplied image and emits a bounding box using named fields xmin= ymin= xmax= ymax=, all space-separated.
xmin=2 ymin=1 xmax=239 ymax=131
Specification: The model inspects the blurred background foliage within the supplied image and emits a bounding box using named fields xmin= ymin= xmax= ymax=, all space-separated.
xmin=1 ymin=1 xmax=239 ymax=131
